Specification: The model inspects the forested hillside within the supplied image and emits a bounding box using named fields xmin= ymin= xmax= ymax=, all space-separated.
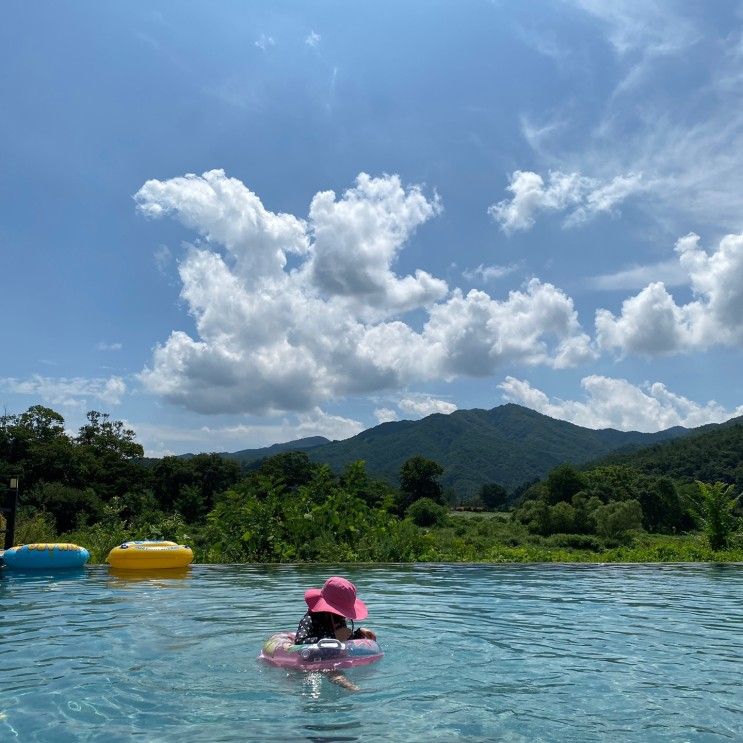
xmin=595 ymin=418 xmax=743 ymax=488
xmin=277 ymin=404 xmax=686 ymax=496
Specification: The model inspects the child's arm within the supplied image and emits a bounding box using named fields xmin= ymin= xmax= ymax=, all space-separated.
xmin=326 ymin=670 xmax=359 ymax=692
xmin=353 ymin=627 xmax=377 ymax=640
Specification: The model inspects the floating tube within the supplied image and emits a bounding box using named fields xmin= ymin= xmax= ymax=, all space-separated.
xmin=259 ymin=632 xmax=383 ymax=671
xmin=107 ymin=541 xmax=193 ymax=570
xmin=3 ymin=543 xmax=90 ymax=570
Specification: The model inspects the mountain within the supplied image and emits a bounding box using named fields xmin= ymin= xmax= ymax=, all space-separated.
xmin=225 ymin=404 xmax=691 ymax=498
xmin=592 ymin=415 xmax=743 ymax=485
xmin=218 ymin=436 xmax=331 ymax=465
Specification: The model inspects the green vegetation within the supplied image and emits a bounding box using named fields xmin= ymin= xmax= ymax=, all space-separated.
xmin=2 ymin=404 xmax=742 ymax=565
xmin=597 ymin=419 xmax=743 ymax=488
xmin=226 ymin=403 xmax=691 ymax=498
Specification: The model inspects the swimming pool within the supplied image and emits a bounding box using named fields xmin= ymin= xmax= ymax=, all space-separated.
xmin=1 ymin=564 xmax=741 ymax=741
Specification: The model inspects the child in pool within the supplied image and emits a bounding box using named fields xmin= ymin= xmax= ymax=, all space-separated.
xmin=295 ymin=576 xmax=377 ymax=691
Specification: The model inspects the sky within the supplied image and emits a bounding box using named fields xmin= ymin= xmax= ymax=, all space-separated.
xmin=3 ymin=0 xmax=743 ymax=456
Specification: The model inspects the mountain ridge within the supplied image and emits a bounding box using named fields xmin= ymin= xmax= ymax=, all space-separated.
xmin=219 ymin=404 xmax=701 ymax=497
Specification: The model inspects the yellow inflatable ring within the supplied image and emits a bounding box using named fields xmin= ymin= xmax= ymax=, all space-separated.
xmin=107 ymin=541 xmax=193 ymax=570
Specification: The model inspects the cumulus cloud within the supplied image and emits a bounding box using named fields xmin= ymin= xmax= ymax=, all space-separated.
xmin=0 ymin=375 xmax=127 ymax=408
xmin=135 ymin=170 xmax=595 ymax=415
xmin=304 ymin=173 xmax=447 ymax=314
xmin=135 ymin=169 xmax=309 ymax=285
xmin=374 ymin=407 xmax=399 ymax=424
xmin=499 ymin=375 xmax=743 ymax=432
xmin=596 ymin=232 xmax=743 ymax=356
xmin=398 ymin=395 xmax=457 ymax=418
xmin=488 ymin=170 xmax=642 ymax=233
xmin=132 ymin=407 xmax=361 ymax=457
xmin=294 ymin=407 xmax=363 ymax=441
xmin=305 ymin=31 xmax=321 ymax=48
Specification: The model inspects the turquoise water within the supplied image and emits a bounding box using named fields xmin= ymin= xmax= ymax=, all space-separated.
xmin=1 ymin=564 xmax=741 ymax=742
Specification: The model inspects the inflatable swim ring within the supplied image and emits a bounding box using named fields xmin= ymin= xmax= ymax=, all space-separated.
xmin=259 ymin=632 xmax=383 ymax=671
xmin=2 ymin=543 xmax=90 ymax=570
xmin=107 ymin=541 xmax=193 ymax=570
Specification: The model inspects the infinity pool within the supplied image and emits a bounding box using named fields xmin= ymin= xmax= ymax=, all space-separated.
xmin=1 ymin=564 xmax=741 ymax=741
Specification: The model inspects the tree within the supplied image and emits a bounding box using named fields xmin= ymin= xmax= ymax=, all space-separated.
xmin=692 ymin=481 xmax=740 ymax=550
xmin=637 ymin=477 xmax=682 ymax=533
xmin=479 ymin=483 xmax=508 ymax=511
xmin=399 ymin=456 xmax=445 ymax=512
xmin=546 ymin=464 xmax=585 ymax=504
xmin=592 ymin=499 xmax=643 ymax=540
xmin=74 ymin=411 xmax=146 ymax=501
xmin=256 ymin=451 xmax=316 ymax=490
xmin=549 ymin=501 xmax=577 ymax=533
xmin=0 ymin=406 xmax=78 ymax=491
xmin=406 ymin=497 xmax=448 ymax=527
xmin=30 ymin=482 xmax=104 ymax=532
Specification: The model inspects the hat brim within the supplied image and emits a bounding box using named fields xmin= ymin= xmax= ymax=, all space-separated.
xmin=304 ymin=588 xmax=368 ymax=620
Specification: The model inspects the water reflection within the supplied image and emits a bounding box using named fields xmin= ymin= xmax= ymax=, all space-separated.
xmin=107 ymin=567 xmax=191 ymax=584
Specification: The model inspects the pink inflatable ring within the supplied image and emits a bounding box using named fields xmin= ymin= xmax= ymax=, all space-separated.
xmin=259 ymin=632 xmax=383 ymax=671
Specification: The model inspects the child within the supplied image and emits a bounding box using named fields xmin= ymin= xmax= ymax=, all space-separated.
xmin=295 ymin=576 xmax=377 ymax=691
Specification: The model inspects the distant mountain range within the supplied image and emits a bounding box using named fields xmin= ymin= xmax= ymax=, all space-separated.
xmin=215 ymin=404 xmax=697 ymax=497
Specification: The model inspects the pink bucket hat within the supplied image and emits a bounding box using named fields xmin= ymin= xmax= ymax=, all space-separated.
xmin=304 ymin=576 xmax=368 ymax=620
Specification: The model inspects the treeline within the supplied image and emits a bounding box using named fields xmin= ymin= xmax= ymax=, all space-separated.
xmin=1 ymin=405 xmax=741 ymax=562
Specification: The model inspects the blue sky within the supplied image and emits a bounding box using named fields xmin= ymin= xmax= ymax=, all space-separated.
xmin=3 ymin=1 xmax=743 ymax=455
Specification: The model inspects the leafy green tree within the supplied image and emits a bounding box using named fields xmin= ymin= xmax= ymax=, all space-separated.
xmin=0 ymin=406 xmax=78 ymax=491
xmin=546 ymin=464 xmax=585 ymax=504
xmin=515 ymin=498 xmax=551 ymax=535
xmin=406 ymin=497 xmax=448 ymax=527
xmin=399 ymin=456 xmax=445 ymax=512
xmin=74 ymin=411 xmax=145 ymax=500
xmin=592 ymin=499 xmax=643 ymax=539
xmin=637 ymin=477 xmax=683 ymax=532
xmin=691 ymin=481 xmax=740 ymax=550
xmin=549 ymin=501 xmax=577 ymax=533
xmin=479 ymin=483 xmax=508 ymax=510
xmin=255 ymin=451 xmax=316 ymax=490
xmin=29 ymin=482 xmax=104 ymax=532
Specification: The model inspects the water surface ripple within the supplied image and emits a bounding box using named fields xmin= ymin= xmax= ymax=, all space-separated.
xmin=1 ymin=564 xmax=741 ymax=741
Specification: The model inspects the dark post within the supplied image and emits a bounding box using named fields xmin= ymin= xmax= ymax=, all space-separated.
xmin=2 ymin=477 xmax=19 ymax=550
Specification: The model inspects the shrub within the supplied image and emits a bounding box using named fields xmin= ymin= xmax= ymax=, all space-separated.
xmin=406 ymin=497 xmax=448 ymax=527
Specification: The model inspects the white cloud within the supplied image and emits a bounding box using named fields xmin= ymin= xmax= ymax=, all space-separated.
xmin=135 ymin=170 xmax=596 ymax=415
xmin=97 ymin=341 xmax=123 ymax=351
xmin=131 ymin=407 xmax=361 ymax=457
xmin=398 ymin=395 xmax=457 ymax=418
xmin=588 ymin=259 xmax=688 ymax=291
xmin=305 ymin=31 xmax=321 ymax=48
xmin=596 ymin=232 xmax=743 ymax=356
xmin=135 ymin=169 xmax=309 ymax=286
xmin=524 ymin=6 xmax=743 ymax=232
xmin=489 ymin=170 xmax=642 ymax=233
xmin=499 ymin=375 xmax=743 ymax=432
xmin=374 ymin=407 xmax=398 ymax=424
xmin=569 ymin=0 xmax=698 ymax=58
xmin=0 ymin=375 xmax=127 ymax=408
xmin=255 ymin=34 xmax=275 ymax=51
xmin=463 ymin=263 xmax=519 ymax=283
xmin=304 ymin=173 xmax=447 ymax=315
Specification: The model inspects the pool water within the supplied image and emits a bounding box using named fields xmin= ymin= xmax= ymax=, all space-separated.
xmin=1 ymin=564 xmax=741 ymax=741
